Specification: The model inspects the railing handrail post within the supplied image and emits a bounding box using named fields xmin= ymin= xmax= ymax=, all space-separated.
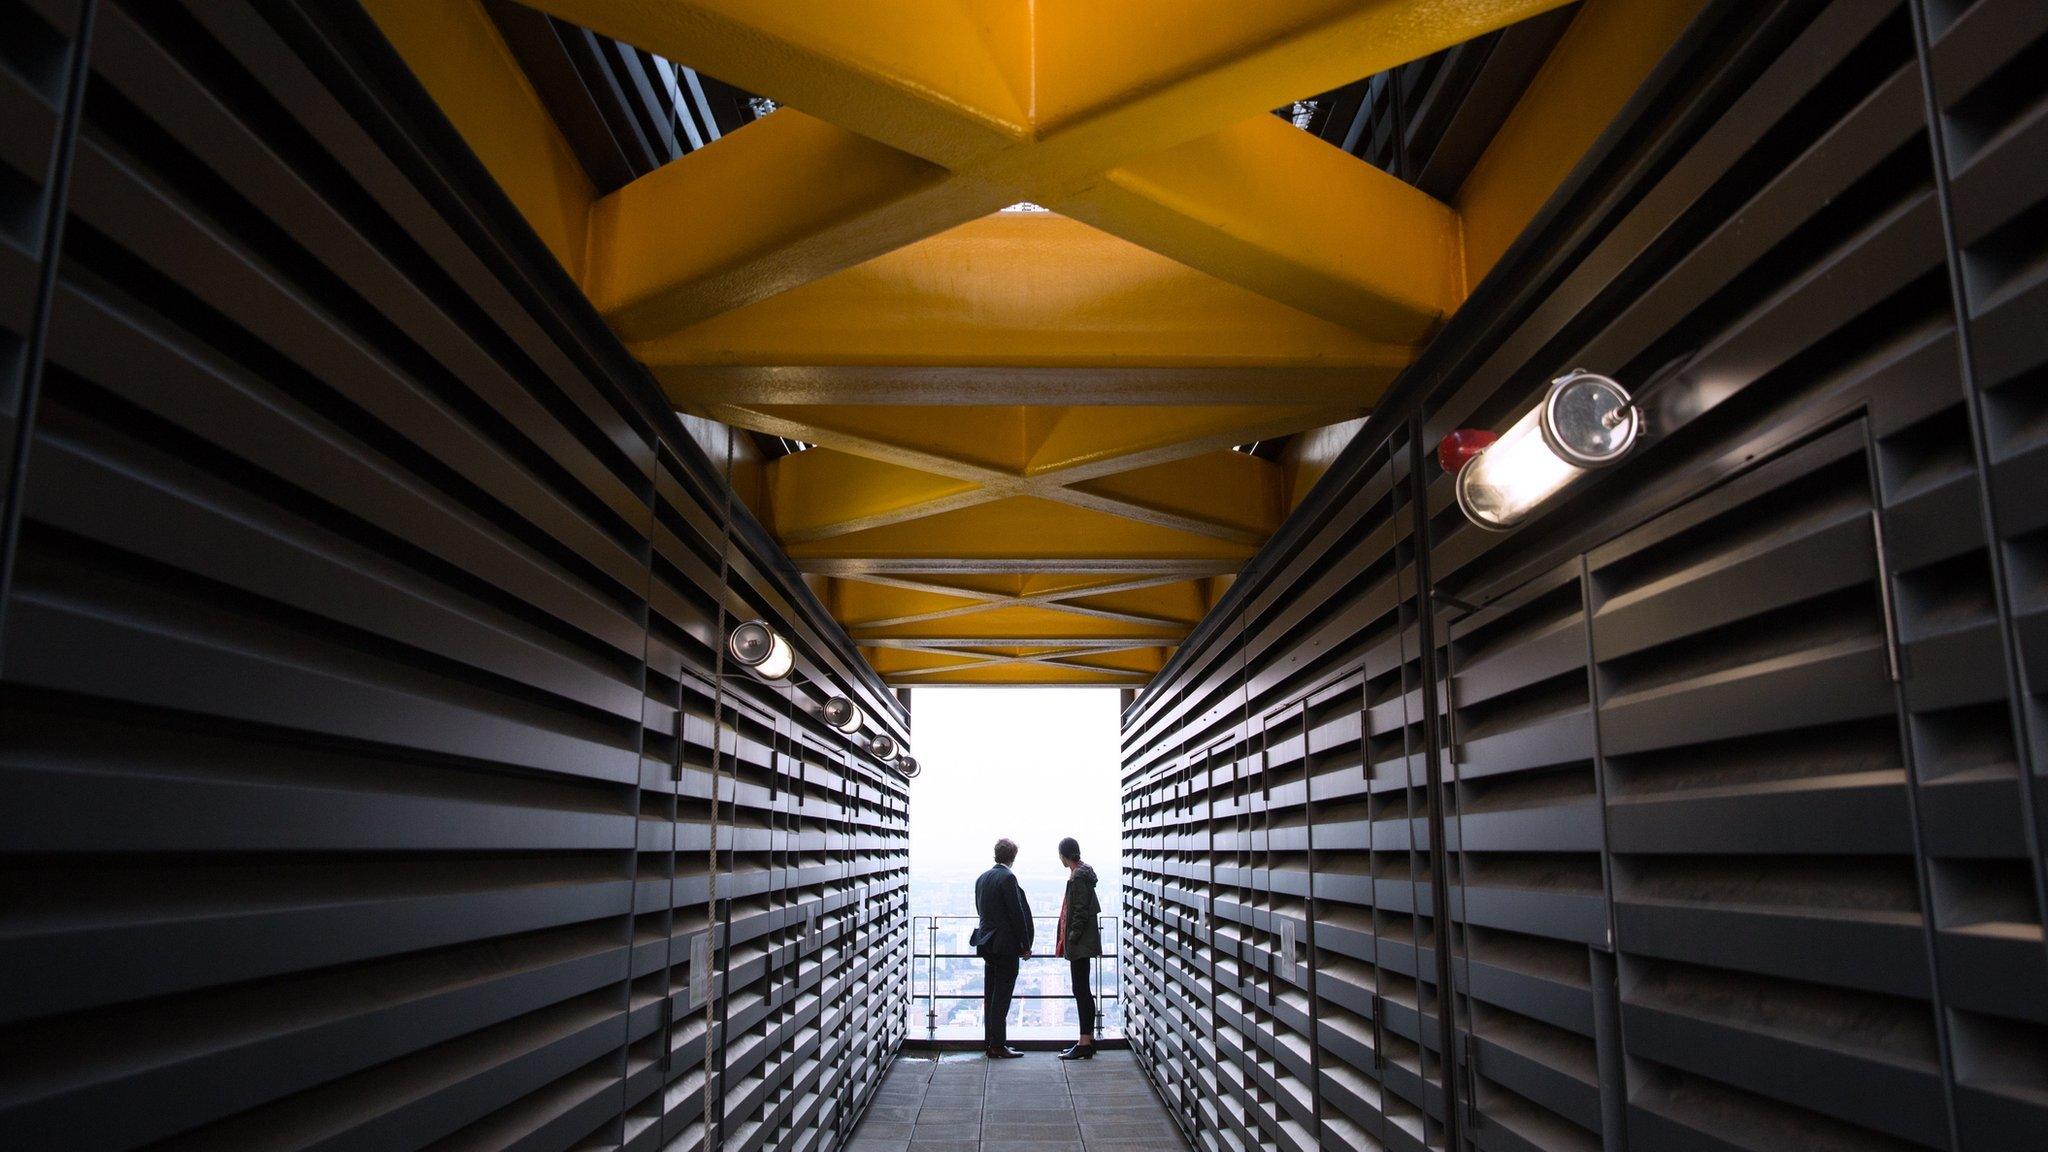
xmin=925 ymin=915 xmax=938 ymax=1034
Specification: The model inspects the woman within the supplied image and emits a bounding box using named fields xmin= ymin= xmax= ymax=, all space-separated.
xmin=1054 ymin=836 xmax=1103 ymax=1060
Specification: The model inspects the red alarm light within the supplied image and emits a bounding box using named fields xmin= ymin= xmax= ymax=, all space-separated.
xmin=1437 ymin=428 xmax=1500 ymax=475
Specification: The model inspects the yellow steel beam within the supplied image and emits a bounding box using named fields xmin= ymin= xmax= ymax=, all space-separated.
xmin=1457 ymin=0 xmax=1708 ymax=283
xmin=753 ymin=405 xmax=1047 ymax=476
xmin=854 ymin=604 xmax=1185 ymax=643
xmin=733 ymin=406 xmax=1334 ymax=545
xmin=767 ymin=451 xmax=981 ymax=542
xmin=384 ymin=0 xmax=1582 ymax=354
xmin=834 ymin=583 xmax=1193 ymax=634
xmin=867 ymin=639 xmax=1163 ymax=681
xmin=520 ymin=0 xmax=1568 ymax=177
xmin=729 ymin=404 xmax=1333 ymax=487
xmin=830 ymin=573 xmax=1207 ymax=624
xmin=1028 ymin=0 xmax=1576 ymax=169
xmin=862 ymin=646 xmax=989 ymax=676
xmin=580 ymin=109 xmax=1456 ymax=340
xmin=1052 ymin=113 xmax=1464 ymax=342
xmin=1055 ymin=647 xmax=1172 ymax=675
xmin=856 ymin=647 xmax=1163 ymax=680
xmin=379 ymin=0 xmax=1697 ymax=687
xmin=861 ymin=596 xmax=1195 ymax=634
xmin=636 ymin=213 xmax=1412 ymax=384
xmin=801 ymin=556 xmax=1243 ymax=577
xmin=585 ymin=111 xmax=975 ymax=342
xmin=782 ymin=496 xmax=1256 ymax=566
xmin=391 ymin=3 xmax=1018 ymax=336
xmin=1059 ymin=580 xmax=1214 ymax=626
xmin=658 ymin=364 xmax=1408 ymax=408
xmin=1280 ymin=417 xmax=1371 ymax=510
xmin=883 ymin=659 xmax=1155 ymax=686
xmin=1023 ymin=406 xmax=1341 ymax=475
xmin=834 ymin=575 xmax=1208 ymax=640
xmin=504 ymin=0 xmax=1031 ymax=167
xmin=1071 ymin=452 xmax=1283 ymax=539
xmin=829 ymin=578 xmax=987 ymax=627
xmin=361 ymin=0 xmax=594 ymax=278
xmin=501 ymin=0 xmax=1572 ymax=340
xmin=734 ymin=361 xmax=1337 ymax=683
xmin=1052 ymin=489 xmax=1269 ymax=547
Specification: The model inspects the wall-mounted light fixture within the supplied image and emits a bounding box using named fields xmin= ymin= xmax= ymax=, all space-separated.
xmin=726 ymin=620 xmax=794 ymax=680
xmin=725 ymin=624 xmax=903 ymax=767
xmin=896 ymin=756 xmax=920 ymax=779
xmin=821 ymin=696 xmax=864 ymax=734
xmin=1443 ymin=370 xmax=1640 ymax=531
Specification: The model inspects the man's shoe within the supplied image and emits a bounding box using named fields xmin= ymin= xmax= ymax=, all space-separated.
xmin=988 ymin=1046 xmax=1025 ymax=1059
xmin=1057 ymin=1044 xmax=1095 ymax=1060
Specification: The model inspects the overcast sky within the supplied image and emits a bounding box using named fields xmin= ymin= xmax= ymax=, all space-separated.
xmin=906 ymin=687 xmax=1124 ymax=898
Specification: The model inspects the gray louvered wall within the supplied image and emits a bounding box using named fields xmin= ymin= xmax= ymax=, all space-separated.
xmin=1119 ymin=1 xmax=2048 ymax=1149
xmin=0 ymin=2 xmax=909 ymax=1150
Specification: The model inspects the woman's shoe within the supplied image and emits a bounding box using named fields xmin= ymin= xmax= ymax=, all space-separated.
xmin=1058 ymin=1043 xmax=1095 ymax=1060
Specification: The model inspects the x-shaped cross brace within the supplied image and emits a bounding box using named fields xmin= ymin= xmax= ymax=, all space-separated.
xmin=370 ymin=0 xmax=1705 ymax=681
xmin=521 ymin=0 xmax=1581 ymax=348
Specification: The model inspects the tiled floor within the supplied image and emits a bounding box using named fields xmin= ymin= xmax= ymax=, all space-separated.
xmin=846 ymin=1049 xmax=1187 ymax=1152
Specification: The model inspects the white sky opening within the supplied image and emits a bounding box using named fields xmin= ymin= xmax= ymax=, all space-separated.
xmin=906 ymin=686 xmax=1124 ymax=918
xmin=904 ymin=686 xmax=1127 ymax=1034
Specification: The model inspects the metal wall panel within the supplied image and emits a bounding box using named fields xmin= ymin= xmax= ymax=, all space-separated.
xmin=0 ymin=3 xmax=908 ymax=1151
xmin=1122 ymin=1 xmax=2048 ymax=1149
xmin=1916 ymin=4 xmax=2048 ymax=1145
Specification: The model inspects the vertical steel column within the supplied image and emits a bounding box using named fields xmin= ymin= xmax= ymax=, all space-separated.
xmin=1407 ymin=424 xmax=1466 ymax=1149
xmin=607 ymin=443 xmax=659 ymax=1146
xmin=0 ymin=0 xmax=94 ymax=676
xmin=1587 ymin=948 xmax=1628 ymax=1152
xmin=1577 ymin=555 xmax=1630 ymax=1150
xmin=1862 ymin=425 xmax=1966 ymax=1152
xmin=704 ymin=435 xmax=735 ymax=1152
xmin=1364 ymin=450 xmax=1396 ymax=1150
xmin=1301 ymin=699 xmax=1325 ymax=1143
xmin=1905 ymin=0 xmax=2048 ymax=970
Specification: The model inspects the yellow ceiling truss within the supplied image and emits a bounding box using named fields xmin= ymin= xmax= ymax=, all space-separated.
xmin=366 ymin=0 xmax=1704 ymax=684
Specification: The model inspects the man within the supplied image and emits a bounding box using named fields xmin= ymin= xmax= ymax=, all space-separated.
xmin=971 ymin=838 xmax=1034 ymax=1058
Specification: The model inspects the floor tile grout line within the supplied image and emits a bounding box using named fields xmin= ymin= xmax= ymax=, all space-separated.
xmin=1068 ymin=1054 xmax=1087 ymax=1152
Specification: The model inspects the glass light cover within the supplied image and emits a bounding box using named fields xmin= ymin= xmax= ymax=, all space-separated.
xmin=1456 ymin=371 xmax=1637 ymax=530
xmin=896 ymin=756 xmax=920 ymax=779
xmin=866 ymin=732 xmax=899 ymax=761
xmin=727 ymin=620 xmax=794 ymax=680
xmin=822 ymin=696 xmax=863 ymax=733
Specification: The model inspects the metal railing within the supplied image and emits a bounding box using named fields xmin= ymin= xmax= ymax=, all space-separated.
xmin=910 ymin=914 xmax=1120 ymax=1035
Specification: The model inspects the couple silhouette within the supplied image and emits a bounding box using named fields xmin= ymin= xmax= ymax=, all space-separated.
xmin=970 ymin=837 xmax=1102 ymax=1060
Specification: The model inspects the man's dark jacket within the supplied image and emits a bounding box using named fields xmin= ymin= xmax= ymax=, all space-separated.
xmin=971 ymin=863 xmax=1034 ymax=956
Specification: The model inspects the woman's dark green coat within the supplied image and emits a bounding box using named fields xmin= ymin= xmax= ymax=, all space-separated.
xmin=1061 ymin=864 xmax=1103 ymax=959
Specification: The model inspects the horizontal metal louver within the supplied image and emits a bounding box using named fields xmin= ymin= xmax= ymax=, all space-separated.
xmin=1120 ymin=2 xmax=2048 ymax=1150
xmin=0 ymin=3 xmax=908 ymax=1151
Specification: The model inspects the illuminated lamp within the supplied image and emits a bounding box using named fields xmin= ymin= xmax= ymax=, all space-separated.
xmin=727 ymin=620 xmax=794 ymax=681
xmin=1446 ymin=370 xmax=1640 ymax=531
